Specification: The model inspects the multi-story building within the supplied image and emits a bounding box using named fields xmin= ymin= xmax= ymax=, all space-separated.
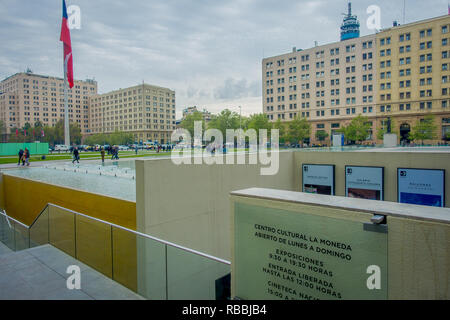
xmin=376 ymin=15 xmax=450 ymax=142
xmin=182 ymin=106 xmax=212 ymax=122
xmin=0 ymin=71 xmax=97 ymax=135
xmin=262 ymin=3 xmax=450 ymax=144
xmin=88 ymin=83 xmax=176 ymax=144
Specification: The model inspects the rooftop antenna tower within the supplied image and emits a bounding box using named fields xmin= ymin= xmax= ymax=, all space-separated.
xmin=340 ymin=1 xmax=360 ymax=41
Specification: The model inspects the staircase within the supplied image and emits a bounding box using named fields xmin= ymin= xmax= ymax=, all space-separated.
xmin=0 ymin=244 xmax=144 ymax=300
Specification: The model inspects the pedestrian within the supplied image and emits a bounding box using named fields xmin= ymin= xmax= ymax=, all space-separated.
xmin=18 ymin=149 xmax=24 ymax=166
xmin=72 ymin=147 xmax=80 ymax=164
xmin=101 ymin=148 xmax=105 ymax=164
xmin=24 ymin=148 xmax=30 ymax=166
xmin=135 ymin=145 xmax=138 ymax=155
xmin=115 ymin=146 xmax=120 ymax=160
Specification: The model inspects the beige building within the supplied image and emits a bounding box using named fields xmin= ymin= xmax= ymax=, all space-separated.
xmin=0 ymin=72 xmax=97 ymax=135
xmin=88 ymin=83 xmax=176 ymax=144
xmin=182 ymin=106 xmax=212 ymax=122
xmin=263 ymin=14 xmax=450 ymax=145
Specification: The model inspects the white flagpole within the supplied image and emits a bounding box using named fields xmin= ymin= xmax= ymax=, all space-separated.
xmin=64 ymin=54 xmax=71 ymax=147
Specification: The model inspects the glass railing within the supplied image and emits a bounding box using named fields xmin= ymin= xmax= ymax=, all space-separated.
xmin=0 ymin=205 xmax=231 ymax=300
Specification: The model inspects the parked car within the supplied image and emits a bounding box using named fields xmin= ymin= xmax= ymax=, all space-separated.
xmin=118 ymin=145 xmax=129 ymax=151
xmin=54 ymin=145 xmax=70 ymax=152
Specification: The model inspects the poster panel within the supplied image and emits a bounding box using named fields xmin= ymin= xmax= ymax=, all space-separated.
xmin=302 ymin=164 xmax=335 ymax=195
xmin=345 ymin=166 xmax=384 ymax=201
xmin=397 ymin=168 xmax=445 ymax=207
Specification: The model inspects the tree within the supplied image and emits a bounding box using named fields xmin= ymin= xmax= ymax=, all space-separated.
xmin=207 ymin=109 xmax=242 ymax=137
xmin=180 ymin=111 xmax=206 ymax=138
xmin=446 ymin=131 xmax=450 ymax=141
xmin=287 ymin=116 xmax=311 ymax=144
xmin=339 ymin=115 xmax=371 ymax=144
xmin=273 ymin=119 xmax=287 ymax=144
xmin=247 ymin=114 xmax=273 ymax=142
xmin=376 ymin=117 xmax=398 ymax=140
xmin=0 ymin=120 xmax=5 ymax=143
xmin=409 ymin=114 xmax=438 ymax=144
xmin=315 ymin=130 xmax=329 ymax=142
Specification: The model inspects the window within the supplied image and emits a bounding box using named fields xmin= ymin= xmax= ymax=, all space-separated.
xmin=443 ymin=26 xmax=448 ymax=34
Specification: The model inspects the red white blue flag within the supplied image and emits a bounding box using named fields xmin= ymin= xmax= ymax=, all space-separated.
xmin=60 ymin=0 xmax=74 ymax=88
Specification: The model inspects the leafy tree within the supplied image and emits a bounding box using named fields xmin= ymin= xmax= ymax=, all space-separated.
xmin=84 ymin=131 xmax=134 ymax=146
xmin=339 ymin=115 xmax=371 ymax=144
xmin=247 ymin=113 xmax=273 ymax=142
xmin=272 ymin=119 xmax=287 ymax=144
xmin=180 ymin=111 xmax=206 ymax=138
xmin=315 ymin=130 xmax=329 ymax=142
xmin=287 ymin=116 xmax=311 ymax=144
xmin=409 ymin=114 xmax=438 ymax=144
xmin=446 ymin=131 xmax=450 ymax=141
xmin=0 ymin=120 xmax=6 ymax=143
xmin=207 ymin=109 xmax=241 ymax=137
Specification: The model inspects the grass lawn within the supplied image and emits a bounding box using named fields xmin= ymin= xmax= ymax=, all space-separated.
xmin=0 ymin=151 xmax=171 ymax=165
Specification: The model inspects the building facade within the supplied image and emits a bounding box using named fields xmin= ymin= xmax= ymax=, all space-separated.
xmin=262 ymin=14 xmax=450 ymax=145
xmin=88 ymin=83 xmax=176 ymax=144
xmin=182 ymin=106 xmax=212 ymax=122
xmin=0 ymin=72 xmax=97 ymax=135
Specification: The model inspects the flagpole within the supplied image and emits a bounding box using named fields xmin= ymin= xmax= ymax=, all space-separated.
xmin=64 ymin=57 xmax=70 ymax=147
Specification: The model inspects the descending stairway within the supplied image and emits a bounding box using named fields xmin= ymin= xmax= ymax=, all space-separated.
xmin=0 ymin=244 xmax=145 ymax=300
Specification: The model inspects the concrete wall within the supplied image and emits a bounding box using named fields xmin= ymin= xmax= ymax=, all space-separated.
xmin=0 ymin=173 xmax=136 ymax=229
xmin=230 ymin=188 xmax=450 ymax=300
xmin=136 ymin=152 xmax=296 ymax=260
xmin=293 ymin=151 xmax=450 ymax=207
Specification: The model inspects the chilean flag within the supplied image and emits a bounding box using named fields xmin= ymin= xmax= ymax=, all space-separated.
xmin=60 ymin=0 xmax=74 ymax=88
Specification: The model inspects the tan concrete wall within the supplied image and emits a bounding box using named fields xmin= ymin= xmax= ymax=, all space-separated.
xmin=136 ymin=152 xmax=296 ymax=260
xmin=0 ymin=173 xmax=136 ymax=229
xmin=230 ymin=190 xmax=450 ymax=299
xmin=293 ymin=151 xmax=450 ymax=207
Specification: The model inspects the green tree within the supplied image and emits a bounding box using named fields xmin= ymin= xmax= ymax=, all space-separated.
xmin=409 ymin=114 xmax=438 ymax=144
xmin=446 ymin=131 xmax=450 ymax=141
xmin=339 ymin=115 xmax=371 ymax=144
xmin=207 ymin=109 xmax=241 ymax=137
xmin=0 ymin=120 xmax=6 ymax=143
xmin=180 ymin=111 xmax=206 ymax=138
xmin=272 ymin=119 xmax=287 ymax=144
xmin=247 ymin=113 xmax=273 ymax=142
xmin=287 ymin=116 xmax=311 ymax=144
xmin=315 ymin=130 xmax=329 ymax=142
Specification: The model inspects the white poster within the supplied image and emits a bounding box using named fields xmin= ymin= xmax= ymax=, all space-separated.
xmin=345 ymin=166 xmax=384 ymax=200
xmin=302 ymin=164 xmax=335 ymax=195
xmin=398 ymin=168 xmax=445 ymax=207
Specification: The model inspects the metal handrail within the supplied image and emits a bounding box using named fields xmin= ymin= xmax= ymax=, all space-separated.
xmin=4 ymin=203 xmax=231 ymax=265
xmin=0 ymin=210 xmax=29 ymax=229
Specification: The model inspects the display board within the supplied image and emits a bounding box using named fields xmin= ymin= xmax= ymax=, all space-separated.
xmin=397 ymin=168 xmax=445 ymax=207
xmin=302 ymin=164 xmax=335 ymax=195
xmin=234 ymin=202 xmax=388 ymax=300
xmin=345 ymin=166 xmax=384 ymax=201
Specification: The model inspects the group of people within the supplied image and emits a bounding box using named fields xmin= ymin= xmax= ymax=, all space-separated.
xmin=17 ymin=149 xmax=30 ymax=166
xmin=110 ymin=146 xmax=120 ymax=160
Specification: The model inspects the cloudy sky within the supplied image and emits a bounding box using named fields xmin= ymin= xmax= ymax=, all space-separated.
xmin=0 ymin=0 xmax=448 ymax=118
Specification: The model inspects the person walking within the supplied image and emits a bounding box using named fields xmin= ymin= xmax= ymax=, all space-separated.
xmin=101 ymin=148 xmax=105 ymax=164
xmin=24 ymin=148 xmax=30 ymax=166
xmin=18 ymin=149 xmax=24 ymax=166
xmin=72 ymin=147 xmax=80 ymax=164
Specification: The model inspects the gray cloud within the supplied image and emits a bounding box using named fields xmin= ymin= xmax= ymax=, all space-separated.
xmin=0 ymin=0 xmax=448 ymax=118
